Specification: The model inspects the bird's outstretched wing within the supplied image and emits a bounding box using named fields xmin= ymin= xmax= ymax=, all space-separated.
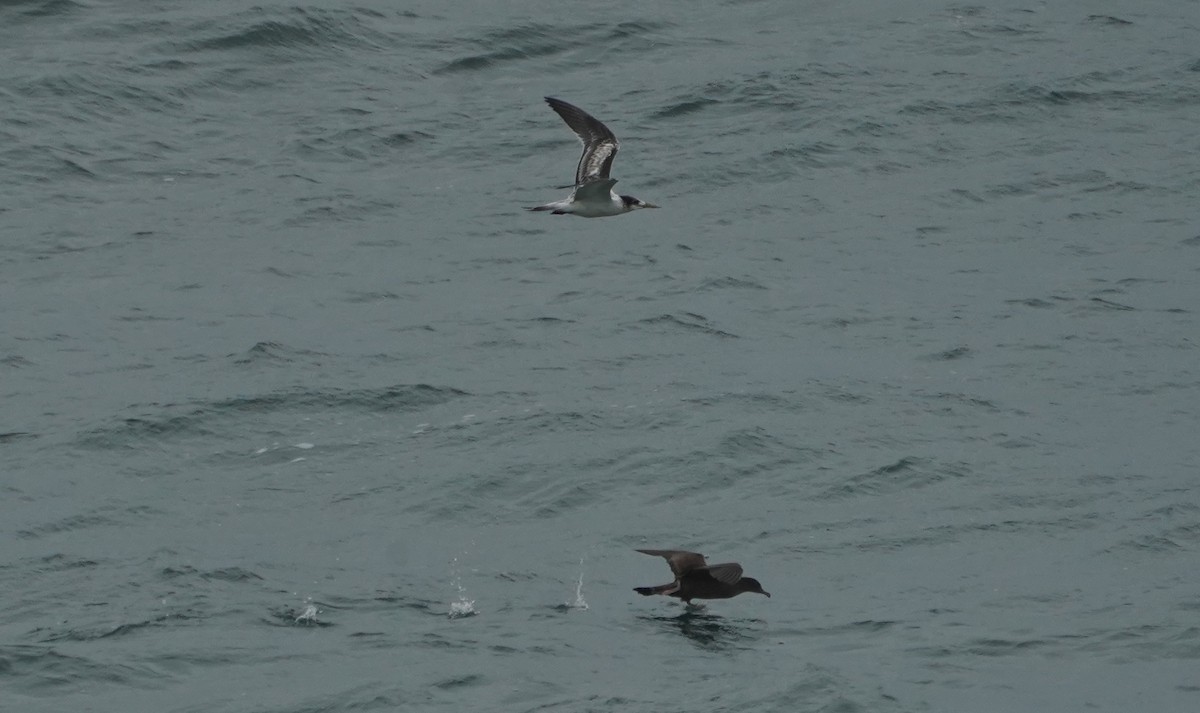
xmin=545 ymin=97 xmax=620 ymax=185
xmin=572 ymin=178 xmax=617 ymax=202
xmin=636 ymin=549 xmax=707 ymax=577
xmin=699 ymin=562 xmax=744 ymax=585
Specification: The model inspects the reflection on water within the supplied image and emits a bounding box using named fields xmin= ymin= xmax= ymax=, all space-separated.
xmin=638 ymin=606 xmax=763 ymax=649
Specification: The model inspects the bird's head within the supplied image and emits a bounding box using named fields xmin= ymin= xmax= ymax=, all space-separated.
xmin=621 ymin=195 xmax=659 ymax=210
xmin=739 ymin=577 xmax=771 ymax=597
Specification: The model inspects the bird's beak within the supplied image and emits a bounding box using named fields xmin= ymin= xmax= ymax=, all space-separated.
xmin=762 ymin=591 xmax=771 ymax=598
xmin=642 ymin=202 xmax=659 ymax=209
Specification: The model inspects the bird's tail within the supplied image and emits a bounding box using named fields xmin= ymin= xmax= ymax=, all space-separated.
xmin=634 ymin=583 xmax=675 ymax=596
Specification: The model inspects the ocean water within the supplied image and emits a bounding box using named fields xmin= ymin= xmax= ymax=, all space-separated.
xmin=2 ymin=0 xmax=1198 ymax=710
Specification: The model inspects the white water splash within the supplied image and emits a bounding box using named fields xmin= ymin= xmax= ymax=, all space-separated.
xmin=448 ymin=556 xmax=477 ymax=618
xmin=295 ymin=601 xmax=319 ymax=624
xmin=567 ymin=556 xmax=588 ymax=610
xmin=448 ymin=597 xmax=476 ymax=618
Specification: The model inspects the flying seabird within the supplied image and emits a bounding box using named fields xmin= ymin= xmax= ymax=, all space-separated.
xmin=633 ymin=549 xmax=771 ymax=604
xmin=527 ymin=97 xmax=658 ymax=218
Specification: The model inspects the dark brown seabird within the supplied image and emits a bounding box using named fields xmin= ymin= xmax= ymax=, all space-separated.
xmin=633 ymin=549 xmax=771 ymax=603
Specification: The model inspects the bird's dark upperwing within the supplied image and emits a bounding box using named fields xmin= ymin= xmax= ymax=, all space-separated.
xmin=545 ymin=97 xmax=620 ymax=185
xmin=698 ymin=562 xmax=744 ymax=585
xmin=636 ymin=549 xmax=708 ymax=577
